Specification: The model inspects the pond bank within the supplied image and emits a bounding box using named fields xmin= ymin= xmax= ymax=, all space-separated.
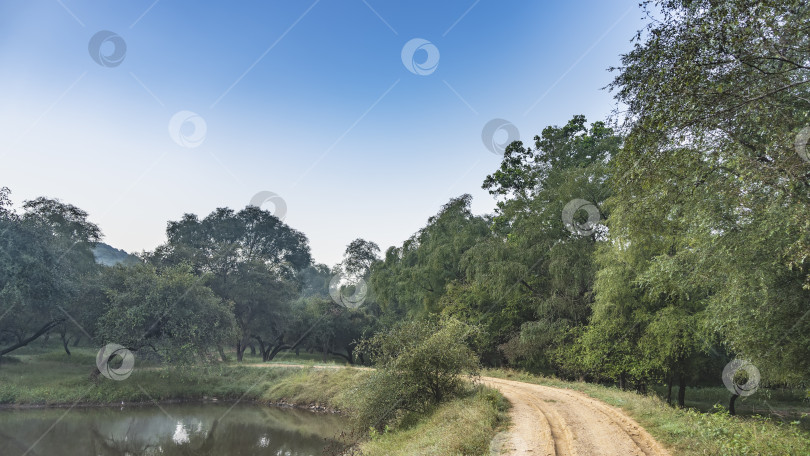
xmin=0 ymin=352 xmax=507 ymax=455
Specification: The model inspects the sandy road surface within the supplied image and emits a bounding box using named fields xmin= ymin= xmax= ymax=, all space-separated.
xmin=482 ymin=377 xmax=670 ymax=456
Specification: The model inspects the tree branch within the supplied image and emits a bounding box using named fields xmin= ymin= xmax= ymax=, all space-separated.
xmin=0 ymin=318 xmax=66 ymax=356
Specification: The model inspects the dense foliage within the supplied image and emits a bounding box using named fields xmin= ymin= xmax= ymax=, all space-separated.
xmin=367 ymin=0 xmax=810 ymax=404
xmin=0 ymin=191 xmax=379 ymax=368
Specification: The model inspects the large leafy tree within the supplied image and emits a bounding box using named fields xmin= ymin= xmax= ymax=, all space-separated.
xmin=608 ymin=0 xmax=810 ymax=384
xmin=580 ymin=184 xmax=720 ymax=402
xmin=151 ymin=205 xmax=312 ymax=361
xmin=96 ymin=264 xmax=236 ymax=365
xmin=0 ymin=190 xmax=101 ymax=358
xmin=448 ymin=117 xmax=621 ymax=370
xmin=342 ymin=238 xmax=380 ymax=277
xmin=370 ymin=195 xmax=491 ymax=319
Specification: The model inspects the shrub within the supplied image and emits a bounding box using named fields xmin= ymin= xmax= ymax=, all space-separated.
xmin=353 ymin=317 xmax=480 ymax=431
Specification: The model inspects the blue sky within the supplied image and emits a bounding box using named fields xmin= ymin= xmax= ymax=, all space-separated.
xmin=0 ymin=0 xmax=644 ymax=266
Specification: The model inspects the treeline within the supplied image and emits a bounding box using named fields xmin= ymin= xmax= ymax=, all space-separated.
xmin=0 ymin=192 xmax=381 ymax=366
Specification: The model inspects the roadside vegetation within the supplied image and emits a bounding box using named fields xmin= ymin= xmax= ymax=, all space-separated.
xmin=352 ymin=318 xmax=481 ymax=431
xmin=358 ymin=387 xmax=508 ymax=456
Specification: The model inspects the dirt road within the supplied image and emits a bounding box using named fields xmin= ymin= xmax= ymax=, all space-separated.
xmin=257 ymin=364 xmax=670 ymax=455
xmin=482 ymin=377 xmax=670 ymax=456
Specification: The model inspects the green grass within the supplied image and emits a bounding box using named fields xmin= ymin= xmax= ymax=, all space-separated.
xmin=359 ymin=385 xmax=509 ymax=456
xmin=232 ymin=349 xmax=352 ymax=366
xmin=258 ymin=367 xmax=366 ymax=409
xmin=485 ymin=368 xmax=810 ymax=456
xmin=0 ymin=346 xmax=366 ymax=408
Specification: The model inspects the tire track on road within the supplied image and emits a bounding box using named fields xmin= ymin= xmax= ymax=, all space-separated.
xmin=482 ymin=377 xmax=670 ymax=456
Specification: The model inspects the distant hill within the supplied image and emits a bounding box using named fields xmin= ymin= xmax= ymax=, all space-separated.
xmin=92 ymin=243 xmax=140 ymax=266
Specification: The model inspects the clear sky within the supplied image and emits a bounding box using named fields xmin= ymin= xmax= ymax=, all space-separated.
xmin=0 ymin=0 xmax=645 ymax=266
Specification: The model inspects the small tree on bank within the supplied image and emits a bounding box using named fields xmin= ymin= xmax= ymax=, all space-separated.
xmin=353 ymin=317 xmax=480 ymax=431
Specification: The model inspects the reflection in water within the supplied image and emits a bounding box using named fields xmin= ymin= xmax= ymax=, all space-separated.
xmin=0 ymin=403 xmax=346 ymax=456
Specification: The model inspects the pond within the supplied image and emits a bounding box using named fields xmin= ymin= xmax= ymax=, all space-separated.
xmin=0 ymin=402 xmax=347 ymax=456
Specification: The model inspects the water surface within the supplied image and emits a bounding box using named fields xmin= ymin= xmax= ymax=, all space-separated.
xmin=0 ymin=402 xmax=346 ymax=455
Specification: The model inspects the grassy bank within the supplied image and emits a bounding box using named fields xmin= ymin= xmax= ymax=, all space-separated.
xmin=485 ymin=369 xmax=810 ymax=456
xmin=359 ymin=386 xmax=509 ymax=456
xmin=0 ymin=346 xmax=506 ymax=455
xmin=0 ymin=348 xmax=363 ymax=409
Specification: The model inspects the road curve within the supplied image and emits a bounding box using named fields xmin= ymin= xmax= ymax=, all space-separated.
xmin=254 ymin=364 xmax=670 ymax=455
xmin=482 ymin=377 xmax=671 ymax=456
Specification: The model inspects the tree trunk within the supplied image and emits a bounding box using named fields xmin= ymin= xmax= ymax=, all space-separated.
xmin=666 ymin=376 xmax=673 ymax=405
xmin=729 ymin=393 xmax=739 ymax=416
xmin=327 ymin=348 xmax=353 ymax=364
xmin=248 ymin=344 xmax=256 ymax=355
xmin=0 ymin=318 xmax=66 ymax=357
xmin=89 ymin=366 xmax=101 ymax=383
xmin=266 ymin=344 xmax=289 ymax=361
xmin=252 ymin=336 xmax=267 ymax=362
xmin=89 ymin=351 xmax=128 ymax=383
xmin=235 ymin=341 xmax=245 ymax=362
xmin=677 ymin=374 xmax=686 ymax=407
xmin=59 ymin=325 xmax=71 ymax=356
xmin=217 ymin=345 xmax=229 ymax=362
xmin=72 ymin=335 xmax=82 ymax=347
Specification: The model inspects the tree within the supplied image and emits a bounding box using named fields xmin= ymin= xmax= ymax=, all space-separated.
xmin=342 ymin=238 xmax=380 ymax=277
xmin=353 ymin=318 xmax=480 ymax=431
xmin=297 ymin=295 xmax=373 ymax=364
xmin=448 ymin=117 xmax=620 ymax=370
xmin=151 ymin=205 xmax=312 ymax=361
xmin=578 ymin=204 xmax=715 ymax=401
xmin=229 ymin=260 xmax=298 ymax=361
xmin=95 ymin=264 xmax=235 ymax=365
xmin=608 ymin=0 xmax=810 ymax=384
xmin=0 ymin=191 xmax=101 ymax=359
xmin=370 ymin=195 xmax=491 ymax=318
xmin=291 ymin=257 xmax=379 ymax=364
